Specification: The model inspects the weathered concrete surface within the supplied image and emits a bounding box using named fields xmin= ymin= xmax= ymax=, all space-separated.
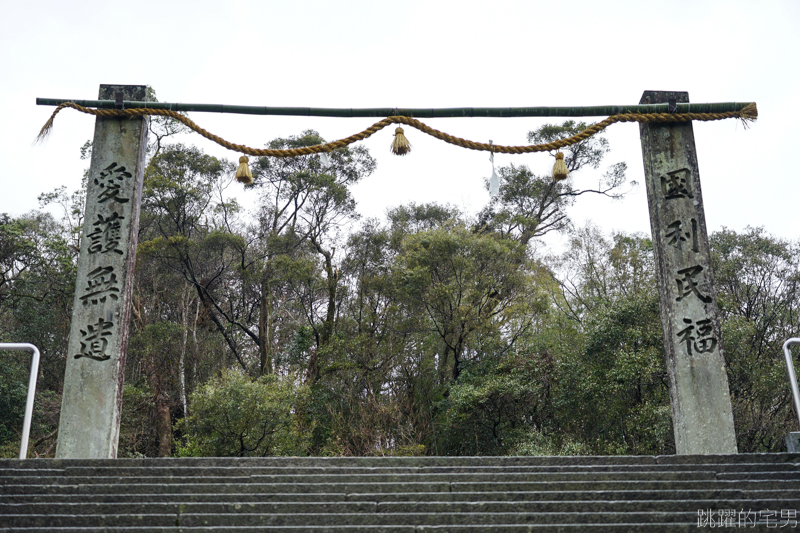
xmin=56 ymin=85 xmax=148 ymax=459
xmin=2 ymin=455 xmax=800 ymax=531
xmin=787 ymin=432 xmax=800 ymax=452
xmin=639 ymin=90 xmax=737 ymax=455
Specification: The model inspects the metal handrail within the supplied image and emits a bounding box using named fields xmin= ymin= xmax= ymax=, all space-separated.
xmin=0 ymin=343 xmax=40 ymax=459
xmin=783 ymin=338 xmax=800 ymax=428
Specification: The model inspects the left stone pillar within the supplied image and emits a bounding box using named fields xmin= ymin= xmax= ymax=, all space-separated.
xmin=56 ymin=85 xmax=148 ymax=458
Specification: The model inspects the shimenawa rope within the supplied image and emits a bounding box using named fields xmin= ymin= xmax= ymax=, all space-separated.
xmin=36 ymin=101 xmax=758 ymax=159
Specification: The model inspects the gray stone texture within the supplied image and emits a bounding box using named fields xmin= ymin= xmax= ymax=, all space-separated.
xmin=639 ymin=90 xmax=738 ymax=455
xmin=1 ymin=455 xmax=799 ymax=531
xmin=787 ymin=431 xmax=800 ymax=452
xmin=56 ymin=85 xmax=148 ymax=459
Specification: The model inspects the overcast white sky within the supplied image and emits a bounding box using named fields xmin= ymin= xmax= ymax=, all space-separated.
xmin=1 ymin=0 xmax=798 ymax=248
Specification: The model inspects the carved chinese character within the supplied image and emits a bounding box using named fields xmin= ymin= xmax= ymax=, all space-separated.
xmin=675 ymin=265 xmax=712 ymax=303
xmin=664 ymin=218 xmax=698 ymax=253
xmin=86 ymin=212 xmax=125 ymax=255
xmin=74 ymin=317 xmax=114 ymax=361
xmin=80 ymin=266 xmax=120 ymax=306
xmin=95 ymin=162 xmax=131 ymax=204
xmin=676 ymin=317 xmax=717 ymax=356
xmin=660 ymin=168 xmax=693 ymax=199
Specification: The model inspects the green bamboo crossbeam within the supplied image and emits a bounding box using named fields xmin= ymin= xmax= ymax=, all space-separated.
xmin=36 ymin=98 xmax=754 ymax=119
xmin=35 ymin=98 xmax=757 ymax=171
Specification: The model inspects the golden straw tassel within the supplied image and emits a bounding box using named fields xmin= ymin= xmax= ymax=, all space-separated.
xmin=552 ymin=152 xmax=568 ymax=181
xmin=235 ymin=155 xmax=253 ymax=185
xmin=391 ymin=127 xmax=411 ymax=156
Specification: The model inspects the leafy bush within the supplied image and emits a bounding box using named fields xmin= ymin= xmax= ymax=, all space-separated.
xmin=176 ymin=369 xmax=312 ymax=457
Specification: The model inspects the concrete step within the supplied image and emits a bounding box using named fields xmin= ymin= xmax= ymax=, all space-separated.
xmin=0 ymin=454 xmax=797 ymax=532
xmin=3 ymin=462 xmax=797 ymax=477
xmin=4 ymin=487 xmax=799 ymax=505
xmin=2 ymin=453 xmax=799 ymax=468
xmin=3 ymin=498 xmax=800 ymax=514
xmin=0 ymin=470 xmax=726 ymax=485
xmin=0 ymin=525 xmax=790 ymax=533
xmin=0 ymin=511 xmax=740 ymax=526
xmin=5 ymin=479 xmax=800 ymax=496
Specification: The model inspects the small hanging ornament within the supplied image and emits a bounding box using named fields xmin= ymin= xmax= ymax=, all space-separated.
xmin=488 ymin=141 xmax=499 ymax=197
xmin=552 ymin=152 xmax=568 ymax=181
xmin=490 ymin=167 xmax=499 ymax=197
xmin=391 ymin=126 xmax=411 ymax=155
xmin=235 ymin=155 xmax=253 ymax=185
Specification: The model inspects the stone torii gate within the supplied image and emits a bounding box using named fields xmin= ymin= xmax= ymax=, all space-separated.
xmin=50 ymin=85 xmax=740 ymax=458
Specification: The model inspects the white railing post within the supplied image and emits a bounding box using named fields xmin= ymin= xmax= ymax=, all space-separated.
xmin=0 ymin=343 xmax=40 ymax=459
xmin=783 ymin=339 xmax=800 ymax=427
xmin=783 ymin=338 xmax=800 ymax=452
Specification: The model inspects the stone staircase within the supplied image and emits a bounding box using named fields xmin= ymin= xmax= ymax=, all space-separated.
xmin=1 ymin=454 xmax=799 ymax=531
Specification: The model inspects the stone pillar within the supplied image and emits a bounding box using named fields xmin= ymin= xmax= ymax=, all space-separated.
xmin=638 ymin=90 xmax=737 ymax=455
xmin=56 ymin=85 xmax=148 ymax=459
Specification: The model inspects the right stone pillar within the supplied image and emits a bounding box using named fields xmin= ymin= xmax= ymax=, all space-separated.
xmin=639 ymin=90 xmax=737 ymax=454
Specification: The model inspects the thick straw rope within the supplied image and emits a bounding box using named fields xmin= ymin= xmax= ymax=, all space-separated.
xmin=37 ymin=102 xmax=758 ymax=157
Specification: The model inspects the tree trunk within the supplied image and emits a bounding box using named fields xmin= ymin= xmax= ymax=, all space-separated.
xmin=179 ymin=283 xmax=189 ymax=419
xmin=155 ymin=389 xmax=172 ymax=457
xmin=259 ymin=262 xmax=274 ymax=375
xmin=192 ymin=297 xmax=200 ymax=383
xmin=438 ymin=341 xmax=450 ymax=386
xmin=259 ymin=282 xmax=269 ymax=375
xmin=305 ymin=346 xmax=319 ymax=385
xmin=306 ymin=242 xmax=339 ymax=385
xmin=321 ymin=259 xmax=338 ymax=346
xmin=194 ymin=285 xmax=249 ymax=373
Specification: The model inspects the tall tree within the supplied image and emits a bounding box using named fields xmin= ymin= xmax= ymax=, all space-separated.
xmin=247 ymin=130 xmax=375 ymax=376
xmin=476 ymin=121 xmax=629 ymax=245
xmin=395 ymin=222 xmax=535 ymax=383
xmin=0 ymin=210 xmax=77 ymax=457
xmin=711 ymin=227 xmax=800 ymax=451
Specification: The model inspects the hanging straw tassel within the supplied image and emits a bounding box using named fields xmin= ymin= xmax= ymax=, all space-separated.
xmin=235 ymin=155 xmax=253 ymax=185
xmin=391 ymin=127 xmax=411 ymax=156
xmin=552 ymin=152 xmax=569 ymax=181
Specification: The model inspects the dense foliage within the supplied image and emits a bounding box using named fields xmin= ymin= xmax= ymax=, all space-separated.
xmin=1 ymin=114 xmax=797 ymax=458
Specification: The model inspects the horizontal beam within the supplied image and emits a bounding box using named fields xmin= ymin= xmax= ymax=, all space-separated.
xmin=36 ymin=98 xmax=754 ymax=119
